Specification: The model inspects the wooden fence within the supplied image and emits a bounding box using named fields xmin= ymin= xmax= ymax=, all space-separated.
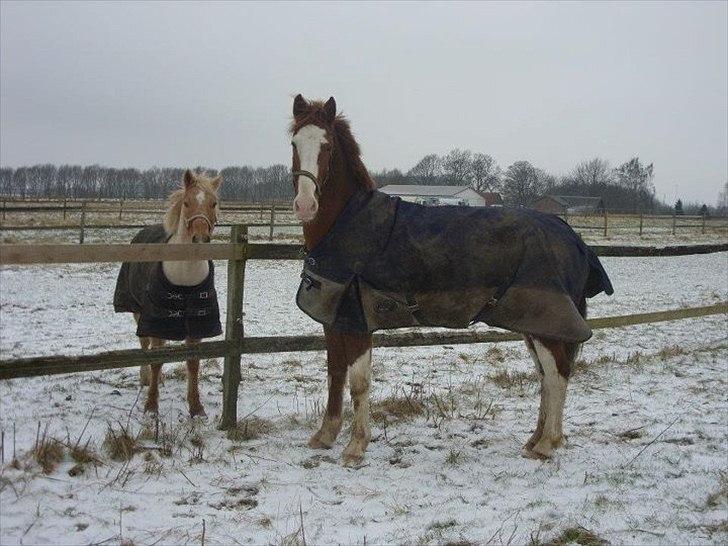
xmin=3 ymin=205 xmax=727 ymax=241
xmin=0 ymin=232 xmax=726 ymax=430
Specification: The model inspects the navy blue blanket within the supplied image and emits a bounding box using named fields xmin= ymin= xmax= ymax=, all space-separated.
xmin=296 ymin=190 xmax=613 ymax=342
xmin=113 ymin=225 xmax=222 ymax=341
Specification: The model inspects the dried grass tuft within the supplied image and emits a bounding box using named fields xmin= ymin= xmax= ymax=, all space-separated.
xmin=103 ymin=423 xmax=139 ymax=461
xmin=372 ymin=393 xmax=426 ymax=424
xmin=226 ymin=417 xmax=275 ymax=442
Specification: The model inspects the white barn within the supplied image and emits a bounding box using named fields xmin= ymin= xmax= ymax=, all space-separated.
xmin=379 ymin=185 xmax=502 ymax=207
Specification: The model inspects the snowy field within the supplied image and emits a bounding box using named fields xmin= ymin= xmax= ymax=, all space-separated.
xmin=1 ymin=251 xmax=727 ymax=544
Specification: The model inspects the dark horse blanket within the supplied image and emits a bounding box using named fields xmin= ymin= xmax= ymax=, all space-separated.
xmin=113 ymin=224 xmax=222 ymax=341
xmin=297 ymin=190 xmax=613 ymax=343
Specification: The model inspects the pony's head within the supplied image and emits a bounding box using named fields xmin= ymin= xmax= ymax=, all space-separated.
xmin=289 ymin=94 xmax=338 ymax=222
xmin=164 ymin=169 xmax=222 ymax=242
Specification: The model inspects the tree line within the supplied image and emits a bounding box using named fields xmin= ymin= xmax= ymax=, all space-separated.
xmin=1 ymin=154 xmax=724 ymax=215
xmin=0 ymin=164 xmax=293 ymax=203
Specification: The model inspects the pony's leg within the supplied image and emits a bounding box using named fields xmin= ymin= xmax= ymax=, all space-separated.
xmin=138 ymin=337 xmax=152 ymax=386
xmin=144 ymin=338 xmax=165 ymax=414
xmin=524 ymin=338 xmax=573 ymax=459
xmin=134 ymin=314 xmax=151 ymax=386
xmin=308 ymin=328 xmax=349 ymax=449
xmin=185 ymin=338 xmax=206 ymax=418
xmin=523 ymin=336 xmax=546 ymax=451
xmin=342 ymin=344 xmax=373 ymax=465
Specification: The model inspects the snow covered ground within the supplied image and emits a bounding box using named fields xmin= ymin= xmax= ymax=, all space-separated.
xmin=1 ymin=252 xmax=727 ymax=544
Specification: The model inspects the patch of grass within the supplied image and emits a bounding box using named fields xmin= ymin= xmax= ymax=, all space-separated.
xmin=445 ymin=449 xmax=466 ymax=466
xmin=427 ymin=519 xmax=458 ymax=532
xmin=706 ymin=473 xmax=728 ymax=508
xmin=372 ymin=392 xmax=426 ymax=424
xmin=103 ymin=423 xmax=139 ymax=461
xmin=70 ymin=442 xmax=102 ymax=466
xmin=485 ymin=346 xmax=505 ymax=362
xmin=656 ymin=345 xmax=685 ymax=360
xmin=32 ymin=429 xmax=65 ymax=474
xmin=490 ymin=369 xmax=535 ymax=389
xmin=226 ymin=416 xmax=275 ymax=442
xmin=535 ymin=526 xmax=609 ymax=546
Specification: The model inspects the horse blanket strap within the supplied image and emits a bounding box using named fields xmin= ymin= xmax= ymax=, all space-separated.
xmin=296 ymin=190 xmax=614 ymax=343
xmin=113 ymin=224 xmax=222 ymax=341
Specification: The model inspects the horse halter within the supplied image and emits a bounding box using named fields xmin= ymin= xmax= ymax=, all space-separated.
xmin=291 ymin=169 xmax=323 ymax=197
xmin=185 ymin=213 xmax=214 ymax=231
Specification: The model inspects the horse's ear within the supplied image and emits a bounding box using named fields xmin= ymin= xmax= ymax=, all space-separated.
xmin=183 ymin=169 xmax=194 ymax=189
xmin=293 ymin=94 xmax=308 ymax=117
xmin=211 ymin=175 xmax=222 ymax=191
xmin=324 ymin=96 xmax=336 ymax=123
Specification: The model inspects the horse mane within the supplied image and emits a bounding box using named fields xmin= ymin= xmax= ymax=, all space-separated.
xmin=290 ymin=102 xmax=377 ymax=191
xmin=163 ymin=174 xmax=219 ymax=235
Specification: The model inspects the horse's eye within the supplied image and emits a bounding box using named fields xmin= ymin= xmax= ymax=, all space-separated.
xmin=183 ymin=201 xmax=189 ymax=207
xmin=291 ymin=141 xmax=296 ymax=148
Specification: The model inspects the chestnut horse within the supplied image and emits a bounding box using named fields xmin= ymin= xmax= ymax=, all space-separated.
xmin=290 ymin=94 xmax=600 ymax=464
xmin=114 ymin=170 xmax=222 ymax=417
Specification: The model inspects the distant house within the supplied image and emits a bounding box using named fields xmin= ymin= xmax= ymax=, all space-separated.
xmin=532 ymin=195 xmax=605 ymax=214
xmin=379 ymin=185 xmax=503 ymax=207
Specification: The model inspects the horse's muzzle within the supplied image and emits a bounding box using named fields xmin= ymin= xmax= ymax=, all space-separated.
xmin=192 ymin=234 xmax=211 ymax=243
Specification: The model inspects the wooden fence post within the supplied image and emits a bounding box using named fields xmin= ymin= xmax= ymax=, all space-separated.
xmin=702 ymin=212 xmax=706 ymax=234
xmin=672 ymin=211 xmax=677 ymax=236
xmin=63 ymin=198 xmax=67 ymax=220
xmin=79 ymin=203 xmax=86 ymax=244
xmin=269 ymin=205 xmax=276 ymax=241
xmin=1 ymin=200 xmax=5 ymax=221
xmin=639 ymin=212 xmax=643 ymax=237
xmin=603 ymin=210 xmax=608 ymax=237
xmin=219 ymin=224 xmax=248 ymax=430
xmin=119 ymin=200 xmax=124 ymax=220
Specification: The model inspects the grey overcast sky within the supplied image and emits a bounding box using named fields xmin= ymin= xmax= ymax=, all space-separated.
xmin=1 ymin=1 xmax=726 ymax=204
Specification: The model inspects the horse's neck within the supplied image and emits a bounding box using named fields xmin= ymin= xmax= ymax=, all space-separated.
xmin=161 ymin=225 xmax=209 ymax=286
xmin=303 ymin=149 xmax=357 ymax=250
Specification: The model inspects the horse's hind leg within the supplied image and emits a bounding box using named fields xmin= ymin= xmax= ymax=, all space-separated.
xmin=308 ymin=328 xmax=349 ymax=449
xmin=144 ymin=337 xmax=165 ymax=414
xmin=185 ymin=338 xmax=206 ymax=418
xmin=523 ymin=336 xmax=547 ymax=451
xmin=523 ymin=337 xmax=576 ymax=459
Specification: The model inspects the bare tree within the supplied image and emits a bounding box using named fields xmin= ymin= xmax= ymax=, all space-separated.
xmin=470 ymin=153 xmax=501 ymax=193
xmin=441 ymin=148 xmax=473 ymax=186
xmin=570 ymin=158 xmax=613 ymax=187
xmin=407 ymin=154 xmax=442 ymax=184
xmin=502 ymin=161 xmax=544 ymax=206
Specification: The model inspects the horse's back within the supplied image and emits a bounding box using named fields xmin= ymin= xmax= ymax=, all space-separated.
xmin=113 ymin=224 xmax=168 ymax=313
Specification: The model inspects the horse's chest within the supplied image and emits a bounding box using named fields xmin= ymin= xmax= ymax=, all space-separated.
xmin=162 ymin=261 xmax=209 ymax=286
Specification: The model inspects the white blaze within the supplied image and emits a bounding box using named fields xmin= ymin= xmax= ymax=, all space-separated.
xmin=196 ymin=191 xmax=206 ymax=205
xmin=292 ymin=125 xmax=327 ymax=220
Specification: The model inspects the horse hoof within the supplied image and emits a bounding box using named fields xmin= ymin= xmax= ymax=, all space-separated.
xmin=342 ymin=452 xmax=365 ymax=467
xmin=521 ymin=447 xmax=549 ymax=460
xmin=308 ymin=434 xmax=333 ymax=450
xmin=189 ymin=407 xmax=207 ymax=419
xmin=144 ymin=404 xmax=159 ymax=415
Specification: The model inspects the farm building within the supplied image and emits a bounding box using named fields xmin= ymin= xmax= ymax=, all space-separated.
xmin=532 ymin=195 xmax=605 ymax=214
xmin=379 ymin=184 xmax=502 ymax=207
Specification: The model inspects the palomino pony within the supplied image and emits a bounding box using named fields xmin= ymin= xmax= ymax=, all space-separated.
xmin=113 ymin=170 xmax=223 ymax=417
xmin=289 ymin=95 xmax=613 ymax=464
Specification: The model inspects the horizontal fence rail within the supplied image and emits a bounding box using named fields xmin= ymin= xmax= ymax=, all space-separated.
xmin=2 ymin=242 xmax=726 ymax=266
xmin=1 ymin=303 xmax=725 ymax=381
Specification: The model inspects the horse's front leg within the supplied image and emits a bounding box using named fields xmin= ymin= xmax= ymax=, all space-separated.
xmin=144 ymin=337 xmax=165 ymax=413
xmin=308 ymin=327 xmax=350 ymax=449
xmin=342 ymin=342 xmax=372 ymax=466
xmin=185 ymin=338 xmax=206 ymax=418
